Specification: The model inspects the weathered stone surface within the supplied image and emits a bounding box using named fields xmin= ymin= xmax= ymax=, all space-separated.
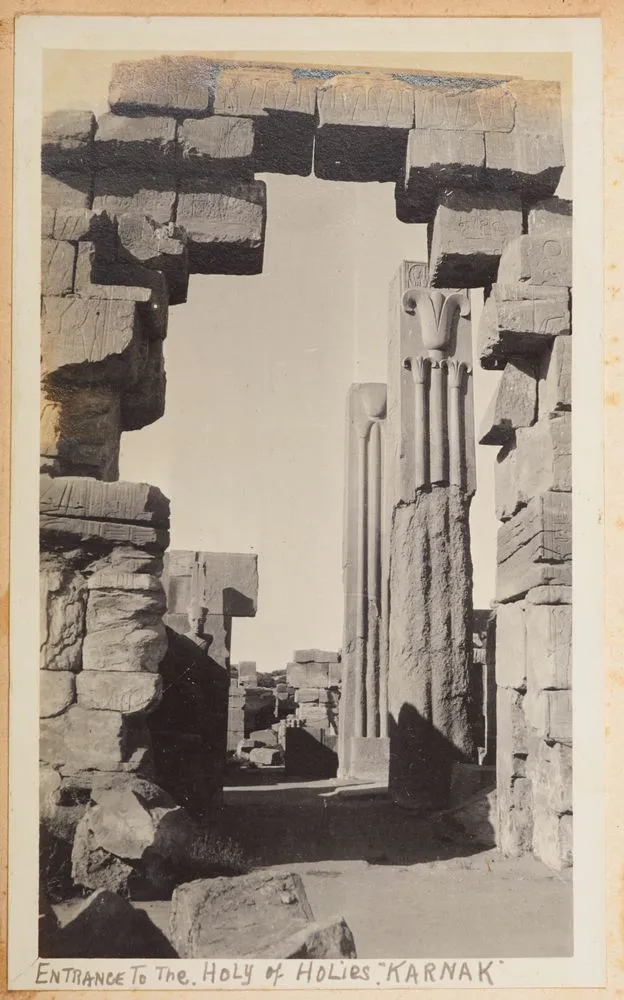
xmin=497 ymin=770 xmax=533 ymax=857
xmin=255 ymin=916 xmax=357 ymax=959
xmin=528 ymin=738 xmax=572 ymax=816
xmin=41 ymin=514 xmax=168 ymax=553
xmin=249 ymin=746 xmax=282 ymax=766
xmin=532 ymin=807 xmax=572 ymax=870
xmin=405 ymin=127 xmax=484 ymax=193
xmin=348 ymin=736 xmax=390 ymax=783
xmin=497 ymin=491 xmax=571 ymax=602
xmin=444 ymin=786 xmax=497 ymax=848
xmin=525 ymin=585 xmax=572 ymax=605
xmin=528 ymin=196 xmax=572 ymax=237
xmin=47 ymin=889 xmax=177 ymax=958
xmin=41 ymin=383 xmax=122 ymax=480
xmin=329 ymin=662 xmax=343 ymax=686
xmin=41 ymin=239 xmax=76 ymax=296
xmin=169 ymin=871 xmax=313 ymax=958
xmin=429 ymin=190 xmax=522 ymax=288
xmin=40 ymin=705 xmax=129 ymax=770
xmin=316 ymin=75 xmax=414 ymax=182
xmin=40 ymin=475 xmax=169 ymax=526
xmin=413 ymin=82 xmax=515 ymax=132
xmin=40 ymin=670 xmax=76 ymax=718
xmin=176 ymin=180 xmax=266 ymax=274
xmin=526 ymin=603 xmax=571 ymax=691
xmin=214 ymin=66 xmax=317 ymax=117
xmin=249 ymin=729 xmax=279 ymax=747
xmin=164 ymin=550 xmax=259 ymax=618
xmin=294 ymin=648 xmax=340 ymax=664
xmin=93 ymin=171 xmax=176 ymax=225
xmin=538 ymin=336 xmax=572 ymax=416
xmin=76 ymin=670 xmax=163 ymax=714
xmin=42 ymin=110 xmax=96 ymax=172
xmin=494 ymin=600 xmax=526 ymax=690
xmin=83 ymin=586 xmax=167 ymax=674
xmin=295 ymin=687 xmax=321 ymax=704
xmin=515 ymin=413 xmax=571 ymax=499
xmin=497 ymin=232 xmax=572 ymax=287
xmin=177 ymin=116 xmax=254 ymax=175
xmin=494 ymin=445 xmax=520 ymax=522
xmin=484 ymin=80 xmax=565 ymax=196
xmin=298 ymin=705 xmax=331 ymax=729
xmin=524 ymin=688 xmax=572 ymax=746
xmin=109 ymin=56 xmax=215 ymax=116
xmin=117 ymin=212 xmax=189 ymax=306
xmin=497 ymin=686 xmax=529 ymax=762
xmin=479 ymin=284 xmax=571 ymax=369
xmin=388 ymin=486 xmax=475 ymax=810
xmin=45 ymin=206 xmax=100 ymax=242
xmin=95 ymin=113 xmax=177 ymax=170
xmin=40 ymin=560 xmax=87 ymax=671
xmin=478 ymin=360 xmax=538 ymax=445
xmin=42 ymin=171 xmax=92 ymax=210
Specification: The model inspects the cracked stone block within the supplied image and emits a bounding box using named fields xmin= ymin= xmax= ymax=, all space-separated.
xmin=429 ymin=190 xmax=522 ymax=287
xmin=76 ymin=671 xmax=163 ymax=714
xmin=95 ymin=113 xmax=177 ymax=171
xmin=93 ymin=171 xmax=176 ymax=225
xmin=41 ymin=239 xmax=76 ymax=297
xmin=82 ymin=584 xmax=168 ymax=675
xmin=40 ymin=671 xmax=76 ymax=718
xmin=315 ymin=75 xmax=414 ymax=182
xmin=479 ymin=283 xmax=571 ymax=369
xmin=496 ymin=491 xmax=571 ymax=602
xmin=497 ymin=232 xmax=572 ymax=287
xmin=479 ymin=359 xmax=538 ymax=445
xmin=176 ymin=180 xmax=266 ymax=275
xmin=40 ymin=560 xmax=87 ymax=672
xmin=42 ymin=110 xmax=96 ymax=173
xmin=40 ymin=475 xmax=170 ymax=526
xmin=109 ymin=56 xmax=216 ymax=117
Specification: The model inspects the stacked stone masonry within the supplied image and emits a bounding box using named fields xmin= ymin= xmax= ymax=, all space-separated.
xmin=40 ymin=56 xmax=568 ymax=875
xmin=478 ymin=197 xmax=572 ymax=870
xmin=287 ymin=651 xmax=342 ymax=733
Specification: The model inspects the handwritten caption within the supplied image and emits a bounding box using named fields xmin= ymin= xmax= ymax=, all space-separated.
xmin=34 ymin=958 xmax=501 ymax=989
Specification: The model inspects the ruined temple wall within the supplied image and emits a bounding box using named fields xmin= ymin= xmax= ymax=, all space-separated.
xmin=478 ymin=197 xmax=572 ymax=869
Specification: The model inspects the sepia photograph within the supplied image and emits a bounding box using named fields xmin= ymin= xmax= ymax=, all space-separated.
xmin=7 ymin=13 xmax=604 ymax=990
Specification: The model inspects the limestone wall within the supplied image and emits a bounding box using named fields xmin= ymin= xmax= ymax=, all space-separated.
xmin=478 ymin=197 xmax=572 ymax=869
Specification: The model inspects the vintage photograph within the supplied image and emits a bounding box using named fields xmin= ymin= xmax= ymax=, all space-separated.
xmin=7 ymin=14 xmax=604 ymax=989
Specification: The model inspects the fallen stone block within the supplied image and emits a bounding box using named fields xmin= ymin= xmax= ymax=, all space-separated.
xmin=176 ymin=180 xmax=266 ymax=275
xmin=46 ymin=889 xmax=178 ymax=958
xmin=539 ymin=336 xmax=572 ymax=416
xmin=169 ymin=871 xmax=314 ymax=958
xmin=177 ymin=116 xmax=254 ymax=176
xmin=41 ymin=238 xmax=76 ymax=296
xmin=315 ymin=74 xmax=414 ymax=182
xmin=249 ymin=747 xmax=283 ymax=766
xmin=42 ymin=171 xmax=92 ymax=210
xmin=479 ymin=283 xmax=570 ymax=370
xmin=236 ymin=738 xmax=258 ymax=757
xmin=494 ymin=601 xmax=526 ymax=691
xmin=528 ymin=196 xmax=572 ymax=236
xmin=484 ymin=80 xmax=565 ymax=198
xmin=40 ymin=670 xmax=76 ymax=718
xmin=496 ymin=491 xmax=571 ymax=602
xmin=253 ymin=915 xmax=357 ymax=959
xmin=42 ymin=110 xmax=96 ymax=173
xmin=249 ymin=728 xmax=279 ymax=747
xmin=497 ymin=231 xmax=572 ymax=287
xmin=478 ymin=359 xmax=538 ymax=445
xmin=93 ymin=171 xmax=177 ymax=226
xmin=95 ymin=113 xmax=177 ymax=170
xmin=76 ymin=670 xmax=163 ymax=714
xmin=109 ymin=56 xmax=215 ymax=117
xmin=429 ymin=190 xmax=522 ymax=287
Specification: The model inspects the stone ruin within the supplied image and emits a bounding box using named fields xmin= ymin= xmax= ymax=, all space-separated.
xmin=40 ymin=54 xmax=572 ymax=878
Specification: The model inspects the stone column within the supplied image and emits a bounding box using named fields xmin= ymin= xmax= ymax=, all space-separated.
xmin=387 ymin=262 xmax=477 ymax=811
xmin=339 ymin=383 xmax=390 ymax=781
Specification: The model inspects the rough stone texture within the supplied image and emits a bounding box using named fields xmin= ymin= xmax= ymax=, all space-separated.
xmin=41 ymin=238 xmax=77 ymax=296
xmin=388 ymin=486 xmax=476 ymax=811
xmin=295 ymin=687 xmax=322 ymax=704
xmin=82 ymin=583 xmax=167 ymax=674
xmin=95 ymin=113 xmax=177 ymax=170
xmin=496 ymin=491 xmax=571 ymax=602
xmin=41 ymin=383 xmax=122 ymax=481
xmin=109 ymin=56 xmax=216 ymax=117
xmin=496 ymin=688 xmax=533 ymax=856
xmin=42 ymin=110 xmax=96 ymax=172
xmin=532 ymin=807 xmax=572 ymax=870
xmin=526 ymin=584 xmax=572 ymax=605
xmin=255 ymin=916 xmax=357 ymax=959
xmin=164 ymin=549 xmax=259 ymax=618
xmin=413 ymin=81 xmax=515 ymax=132
xmin=176 ymin=180 xmax=266 ymax=274
xmin=497 ymin=232 xmax=572 ymax=287
xmin=42 ymin=171 xmax=92 ymax=210
xmin=40 ymin=559 xmax=87 ymax=671
xmin=249 ymin=728 xmax=279 ymax=747
xmin=117 ymin=212 xmax=189 ymax=306
xmin=169 ymin=871 xmax=314 ymax=958
xmin=249 ymin=747 xmax=283 ymax=766
xmin=40 ymin=671 xmax=76 ymax=718
xmin=484 ymin=80 xmax=564 ymax=196
xmin=429 ymin=190 xmax=522 ymax=288
xmin=514 ymin=413 xmax=571 ymax=498
xmin=528 ymin=737 xmax=572 ymax=816
xmin=348 ymin=736 xmax=390 ymax=783
xmin=479 ymin=283 xmax=570 ymax=369
xmin=402 ymin=127 xmax=485 ymax=213
xmin=93 ymin=172 xmax=177 ymax=226
xmin=40 ymin=475 xmax=170 ymax=527
xmin=76 ymin=670 xmax=163 ymax=714
xmin=214 ymin=65 xmax=317 ymax=118
xmin=528 ymin=196 xmax=572 ymax=236
xmin=478 ymin=360 xmax=538 ymax=445
xmin=294 ymin=648 xmax=340 ymax=664
xmin=177 ymin=116 xmax=254 ymax=175
xmin=539 ymin=336 xmax=572 ymax=417
xmin=44 ymin=889 xmax=177 ymax=958
xmin=40 ymin=705 xmax=130 ymax=771
xmin=494 ymin=601 xmax=526 ymax=691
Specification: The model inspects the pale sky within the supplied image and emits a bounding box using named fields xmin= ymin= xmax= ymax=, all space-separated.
xmin=43 ymin=51 xmax=571 ymax=671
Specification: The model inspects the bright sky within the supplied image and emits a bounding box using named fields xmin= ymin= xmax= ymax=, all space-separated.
xmin=43 ymin=50 xmax=571 ymax=671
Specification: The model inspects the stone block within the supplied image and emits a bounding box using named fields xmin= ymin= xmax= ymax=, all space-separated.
xmin=40 ymin=670 xmax=76 ymax=718
xmin=198 ymin=614 xmax=231 ymax=670
xmin=249 ymin=746 xmax=283 ymax=766
xmin=524 ymin=688 xmax=572 ymax=746
xmin=539 ymin=336 xmax=572 ymax=416
xmin=294 ymin=648 xmax=339 ymax=663
xmin=478 ymin=360 xmax=538 ymax=445
xmin=256 ymin=916 xmax=357 ymax=959
xmin=297 ymin=705 xmax=330 ymax=728
xmin=109 ymin=56 xmax=215 ymax=116
xmin=170 ymin=871 xmax=314 ymax=958
xmin=42 ymin=110 xmax=96 ymax=172
xmin=329 ymin=662 xmax=343 ymax=686
xmin=40 ymin=560 xmax=87 ymax=672
xmin=249 ymin=729 xmax=279 ymax=747
xmin=40 ymin=705 xmax=130 ymax=770
xmin=528 ymin=738 xmax=572 ymax=816
xmin=287 ymin=661 xmax=330 ymax=688
xmin=497 ymin=232 xmax=572 ymax=287
xmin=494 ymin=601 xmax=526 ymax=690
xmin=295 ymin=687 xmax=321 ymax=704
xmin=176 ymin=180 xmax=266 ymax=275
xmin=117 ymin=212 xmax=189 ymax=306
xmin=514 ymin=414 xmax=571 ymax=500
xmin=94 ymin=113 xmax=177 ymax=170
xmin=528 ymin=197 xmax=572 ymax=237
xmin=479 ymin=283 xmax=570 ymax=369
xmin=526 ymin=585 xmax=572 ymax=605
xmin=494 ymin=445 xmax=521 ymax=522
xmin=496 ymin=491 xmax=571 ymax=602
xmin=532 ymin=807 xmax=572 ymax=870
xmin=429 ymin=190 xmax=522 ymax=288
xmin=93 ymin=171 xmax=176 ymax=225
xmin=484 ymin=80 xmax=565 ymax=197
xmin=496 ymin=686 xmax=529 ymax=761
xmin=41 ymin=239 xmax=76 ymax=296
xmin=348 ymin=736 xmax=390 ymax=782
xmin=42 ymin=171 xmax=92 ymax=210
xmin=405 ymin=127 xmax=484 ymax=192
xmin=178 ymin=116 xmax=254 ymax=175
xmin=83 ymin=586 xmax=167 ymax=674
xmin=41 ymin=383 xmax=122 ymax=480
xmin=76 ymin=670 xmax=163 ymax=714
xmin=40 ymin=475 xmax=170 ymax=526
xmin=315 ymin=75 xmax=414 ymax=182
xmin=497 ymin=772 xmax=534 ymax=858
xmin=41 ymin=514 xmax=168 ymax=553
xmin=413 ymin=81 xmax=515 ymax=132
